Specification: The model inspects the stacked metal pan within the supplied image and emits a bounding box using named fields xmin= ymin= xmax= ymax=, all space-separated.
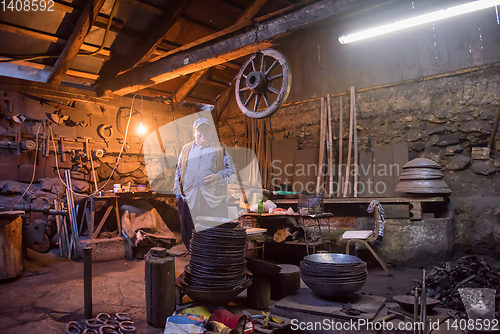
xmin=300 ymin=253 xmax=367 ymax=299
xmin=178 ymin=227 xmax=251 ymax=304
xmin=395 ymin=158 xmax=451 ymax=195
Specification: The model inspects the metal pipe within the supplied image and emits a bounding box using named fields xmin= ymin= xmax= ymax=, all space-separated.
xmin=413 ymin=286 xmax=419 ymax=334
xmin=83 ymin=247 xmax=93 ymax=319
xmin=420 ymin=269 xmax=427 ymax=334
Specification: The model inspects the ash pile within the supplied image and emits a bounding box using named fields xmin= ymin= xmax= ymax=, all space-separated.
xmin=417 ymin=255 xmax=500 ymax=318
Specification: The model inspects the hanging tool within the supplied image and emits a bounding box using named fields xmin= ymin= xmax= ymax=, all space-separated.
xmin=97 ymin=124 xmax=113 ymax=147
xmin=337 ymin=96 xmax=343 ymax=197
xmin=60 ymin=136 xmax=66 ymax=162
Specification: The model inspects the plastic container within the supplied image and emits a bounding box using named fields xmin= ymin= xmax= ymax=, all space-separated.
xmin=113 ymin=184 xmax=121 ymax=193
xmin=137 ymin=185 xmax=146 ymax=192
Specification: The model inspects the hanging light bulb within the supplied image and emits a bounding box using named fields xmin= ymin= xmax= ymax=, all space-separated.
xmin=137 ymin=121 xmax=147 ymax=135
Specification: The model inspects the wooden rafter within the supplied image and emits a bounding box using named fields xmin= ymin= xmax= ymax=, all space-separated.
xmin=0 ymin=22 xmax=110 ymax=59
xmin=133 ymin=0 xmax=193 ymax=66
xmin=46 ymin=0 xmax=107 ymax=85
xmin=169 ymin=0 xmax=269 ymax=104
xmin=53 ymin=0 xmax=124 ymax=32
xmin=100 ymin=0 xmax=373 ymax=96
xmin=172 ymin=69 xmax=209 ymax=103
xmin=0 ymin=57 xmax=98 ymax=81
xmin=97 ymin=0 xmax=192 ymax=83
xmin=0 ymin=75 xmax=110 ymax=103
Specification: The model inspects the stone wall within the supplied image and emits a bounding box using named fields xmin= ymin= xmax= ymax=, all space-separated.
xmin=0 ymin=90 xmax=188 ymax=252
xmin=219 ymin=65 xmax=500 ymax=258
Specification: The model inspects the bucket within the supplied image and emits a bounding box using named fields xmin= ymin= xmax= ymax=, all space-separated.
xmin=0 ymin=211 xmax=25 ymax=280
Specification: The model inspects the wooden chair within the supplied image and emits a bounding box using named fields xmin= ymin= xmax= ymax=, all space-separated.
xmin=341 ymin=205 xmax=392 ymax=276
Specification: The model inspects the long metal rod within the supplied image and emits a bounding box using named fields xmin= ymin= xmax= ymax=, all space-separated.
xmin=420 ymin=269 xmax=427 ymax=334
xmin=83 ymin=247 xmax=93 ymax=319
xmin=337 ymin=96 xmax=343 ymax=197
xmin=413 ymin=286 xmax=419 ymax=334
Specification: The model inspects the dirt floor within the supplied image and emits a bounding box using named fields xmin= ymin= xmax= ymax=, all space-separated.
xmin=0 ymin=245 xmax=432 ymax=334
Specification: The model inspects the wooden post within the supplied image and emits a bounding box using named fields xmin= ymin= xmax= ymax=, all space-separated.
xmin=327 ymin=94 xmax=333 ymax=197
xmin=352 ymin=87 xmax=358 ymax=197
xmin=46 ymin=0 xmax=106 ymax=84
xmin=145 ymin=251 xmax=175 ymax=328
xmin=337 ymin=96 xmax=343 ymax=197
xmin=0 ymin=211 xmax=24 ymax=279
xmin=316 ymin=97 xmax=326 ymax=193
xmin=247 ymin=276 xmax=271 ymax=310
xmin=343 ymin=88 xmax=354 ymax=198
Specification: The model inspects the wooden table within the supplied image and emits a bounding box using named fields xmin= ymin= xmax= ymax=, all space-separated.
xmin=84 ymin=191 xmax=175 ymax=239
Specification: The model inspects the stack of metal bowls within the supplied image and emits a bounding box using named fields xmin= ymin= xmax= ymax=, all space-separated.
xmin=300 ymin=253 xmax=367 ymax=299
xmin=395 ymin=158 xmax=451 ymax=195
xmin=178 ymin=227 xmax=251 ymax=304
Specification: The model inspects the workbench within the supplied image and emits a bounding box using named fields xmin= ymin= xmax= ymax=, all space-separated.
xmin=273 ymin=196 xmax=447 ymax=220
xmin=83 ymin=191 xmax=175 ymax=239
xmin=243 ymin=212 xmax=334 ymax=255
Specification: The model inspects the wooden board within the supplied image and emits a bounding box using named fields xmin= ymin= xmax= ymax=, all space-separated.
xmin=273 ymin=288 xmax=386 ymax=320
xmin=372 ymin=145 xmax=394 ymax=198
xmin=358 ymin=148 xmax=374 ymax=198
xmin=392 ymin=142 xmax=409 ymax=197
xmin=293 ymin=148 xmax=319 ymax=193
xmin=270 ymin=139 xmax=298 ymax=191
xmin=0 ymin=164 xmax=18 ymax=182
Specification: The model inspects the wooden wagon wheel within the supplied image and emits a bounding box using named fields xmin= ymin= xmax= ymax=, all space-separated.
xmin=235 ymin=48 xmax=292 ymax=119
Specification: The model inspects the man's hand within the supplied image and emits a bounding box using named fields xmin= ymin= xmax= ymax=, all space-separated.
xmin=203 ymin=173 xmax=219 ymax=184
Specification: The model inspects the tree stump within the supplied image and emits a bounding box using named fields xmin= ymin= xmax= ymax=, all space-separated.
xmin=270 ymin=264 xmax=300 ymax=300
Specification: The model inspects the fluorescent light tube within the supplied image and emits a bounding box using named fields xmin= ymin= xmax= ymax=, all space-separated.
xmin=339 ymin=0 xmax=500 ymax=44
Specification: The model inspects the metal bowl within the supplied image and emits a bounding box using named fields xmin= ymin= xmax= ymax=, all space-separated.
xmin=301 ymin=277 xmax=367 ymax=299
xmin=302 ymin=253 xmax=362 ymax=265
xmin=176 ymin=274 xmax=251 ymax=304
xmin=393 ymin=295 xmax=440 ymax=313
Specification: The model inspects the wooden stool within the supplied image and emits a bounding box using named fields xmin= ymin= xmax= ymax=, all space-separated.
xmin=247 ymin=275 xmax=271 ymax=310
xmin=270 ymin=264 xmax=300 ymax=300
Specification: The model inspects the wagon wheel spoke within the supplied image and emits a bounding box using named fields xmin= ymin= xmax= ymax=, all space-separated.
xmin=268 ymin=73 xmax=283 ymax=82
xmin=268 ymin=86 xmax=280 ymax=94
xmin=254 ymin=94 xmax=262 ymax=113
xmin=239 ymin=86 xmax=250 ymax=92
xmin=262 ymin=92 xmax=271 ymax=108
xmin=260 ymin=54 xmax=265 ymax=72
xmin=244 ymin=92 xmax=255 ymax=106
xmin=265 ymin=60 xmax=279 ymax=75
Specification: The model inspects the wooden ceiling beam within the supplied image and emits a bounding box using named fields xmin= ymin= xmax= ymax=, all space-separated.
xmin=0 ymin=75 xmax=109 ymax=102
xmin=0 ymin=57 xmax=98 ymax=81
xmin=53 ymin=0 xmax=124 ymax=32
xmin=46 ymin=0 xmax=107 ymax=85
xmin=0 ymin=22 xmax=111 ymax=60
xmin=172 ymin=69 xmax=209 ymax=103
xmin=97 ymin=0 xmax=192 ymax=83
xmin=100 ymin=0 xmax=373 ymax=96
xmin=237 ymin=0 xmax=268 ymax=23
xmin=169 ymin=0 xmax=268 ymax=104
xmin=134 ymin=0 xmax=193 ymax=66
